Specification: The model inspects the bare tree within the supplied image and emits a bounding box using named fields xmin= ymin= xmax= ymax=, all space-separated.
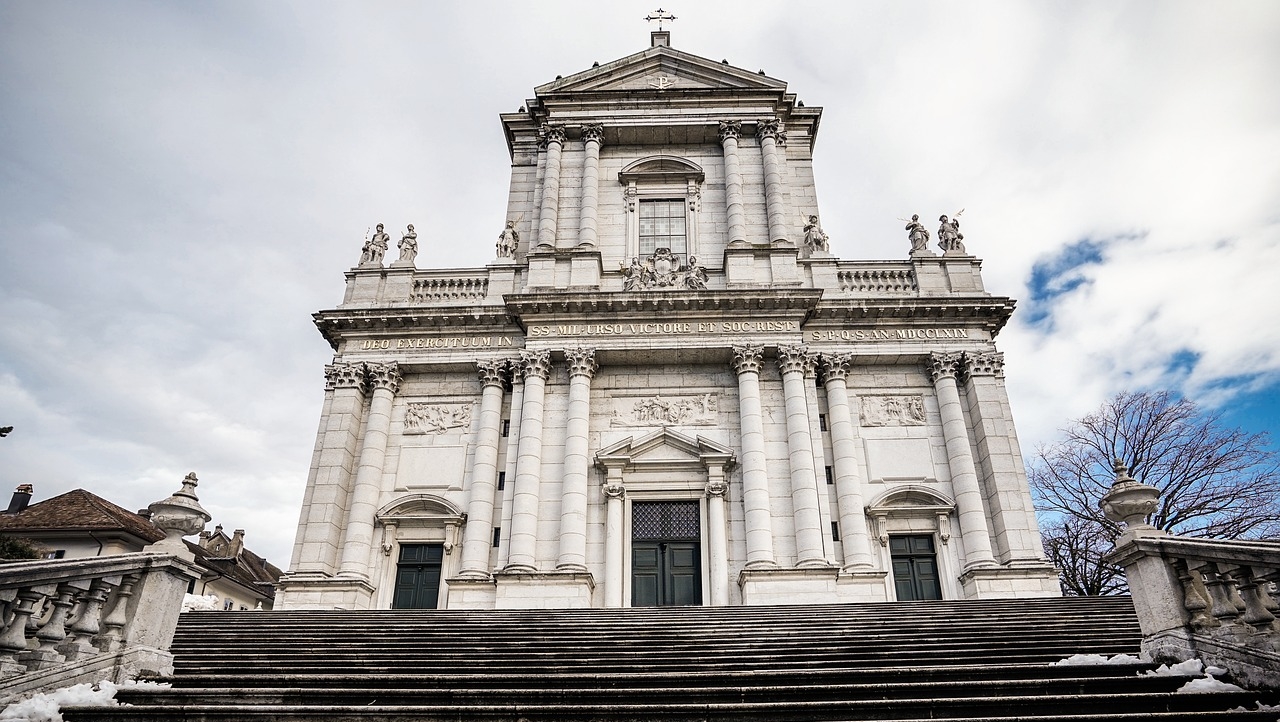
xmin=1030 ymin=390 xmax=1280 ymax=594
xmin=1040 ymin=516 xmax=1127 ymax=596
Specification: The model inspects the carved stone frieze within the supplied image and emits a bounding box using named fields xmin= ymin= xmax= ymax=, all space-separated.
xmin=565 ymin=347 xmax=598 ymax=379
xmin=964 ymin=351 xmax=1005 ymax=379
xmin=717 ymin=120 xmax=742 ymax=142
xmin=859 ymin=396 xmax=927 ymax=427
xmin=404 ymin=403 xmax=473 ymax=435
xmin=519 ymin=350 xmax=552 ymax=381
xmin=610 ymin=393 xmax=718 ymax=427
xmin=731 ymin=344 xmax=764 ymax=376
xmin=620 ymin=248 xmax=707 ymax=291
xmin=927 ymin=352 xmax=963 ymax=383
xmin=366 ymin=362 xmax=402 ymax=394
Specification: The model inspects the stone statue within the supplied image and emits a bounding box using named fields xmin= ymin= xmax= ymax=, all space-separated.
xmin=620 ymin=256 xmax=646 ymax=291
xmin=938 ymin=214 xmax=966 ymax=254
xmin=905 ymin=214 xmax=932 ymax=256
xmin=685 ymin=256 xmax=708 ymax=289
xmin=802 ymin=215 xmax=829 ymax=255
xmin=395 ymin=224 xmax=418 ymax=265
xmin=360 ymin=223 xmax=390 ymax=267
xmin=496 ymin=220 xmax=519 ymax=259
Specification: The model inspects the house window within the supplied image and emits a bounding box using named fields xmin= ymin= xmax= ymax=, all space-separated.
xmin=223 ymin=598 xmax=234 ymax=611
xmin=43 ymin=550 xmax=66 ymax=560
xmin=639 ymin=199 xmax=687 ymax=264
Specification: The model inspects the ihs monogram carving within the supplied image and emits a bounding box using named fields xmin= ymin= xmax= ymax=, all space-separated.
xmin=404 ymin=403 xmax=473 ymax=435
xmin=859 ymin=396 xmax=926 ymax=427
xmin=611 ymin=393 xmax=718 ymax=427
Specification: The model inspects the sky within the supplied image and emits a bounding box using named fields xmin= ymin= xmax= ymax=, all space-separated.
xmin=2 ymin=1 xmax=1278 ymax=569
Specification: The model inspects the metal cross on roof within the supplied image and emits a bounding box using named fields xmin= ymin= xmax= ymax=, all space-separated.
xmin=644 ymin=8 xmax=677 ymax=31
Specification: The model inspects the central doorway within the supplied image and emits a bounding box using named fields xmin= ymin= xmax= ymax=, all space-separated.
xmin=890 ymin=534 xmax=942 ymax=601
xmin=392 ymin=543 xmax=443 ymax=609
xmin=631 ymin=501 xmax=702 ymax=607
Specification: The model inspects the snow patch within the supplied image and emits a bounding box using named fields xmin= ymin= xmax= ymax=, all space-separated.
xmin=0 ymin=680 xmax=171 ymax=722
xmin=1052 ymin=653 xmax=1143 ymax=666
xmin=1230 ymin=702 xmax=1280 ymax=712
xmin=1177 ymin=675 xmax=1244 ymax=693
xmin=1142 ymin=659 xmax=1205 ymax=677
xmin=181 ymin=593 xmax=220 ymax=612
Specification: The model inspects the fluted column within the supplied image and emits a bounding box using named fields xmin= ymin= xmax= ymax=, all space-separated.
xmin=293 ymin=362 xmax=366 ymax=574
xmin=505 ymin=350 xmax=552 ymax=572
xmin=777 ymin=345 xmax=827 ymax=567
xmin=821 ymin=353 xmax=876 ymax=570
xmin=928 ymin=352 xmax=996 ymax=569
xmin=558 ymin=347 xmax=597 ymax=572
xmin=338 ymin=361 xmax=401 ymax=577
xmin=731 ymin=344 xmax=775 ymax=568
xmin=706 ymin=473 xmax=730 ymax=606
xmin=757 ymin=118 xmax=789 ymax=245
xmin=458 ymin=359 xmax=509 ymax=578
xmin=537 ymin=124 xmax=567 ymax=248
xmin=603 ymin=474 xmax=625 ymax=607
xmin=718 ymin=120 xmax=747 ymax=245
xmin=577 ymin=124 xmax=603 ymax=249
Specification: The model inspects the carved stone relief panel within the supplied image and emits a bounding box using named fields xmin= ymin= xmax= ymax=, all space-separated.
xmin=859 ymin=395 xmax=926 ymax=427
xmin=404 ymin=403 xmax=473 ymax=435
xmin=610 ymin=393 xmax=718 ymax=427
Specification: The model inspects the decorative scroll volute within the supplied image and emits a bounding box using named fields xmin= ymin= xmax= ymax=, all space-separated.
xmin=705 ymin=479 xmax=729 ymax=499
xmin=603 ymin=480 xmax=625 ymax=500
xmin=730 ymin=344 xmax=764 ymax=375
xmin=565 ymin=347 xmax=598 ymax=379
xmin=519 ymin=350 xmax=552 ymax=381
xmin=366 ymin=361 xmax=402 ymax=394
xmin=927 ymin=352 xmax=963 ymax=383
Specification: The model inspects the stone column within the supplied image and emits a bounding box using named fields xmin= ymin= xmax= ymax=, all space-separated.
xmin=777 ymin=345 xmax=827 ymax=568
xmin=557 ymin=347 xmax=597 ymax=572
xmin=338 ymin=361 xmax=401 ymax=577
xmin=577 ymin=124 xmax=603 ymax=249
xmin=718 ymin=120 xmax=747 ymax=245
xmin=928 ymin=352 xmax=996 ymax=569
xmin=293 ymin=362 xmax=366 ymax=575
xmin=731 ymin=344 xmax=775 ymax=568
xmin=504 ymin=350 xmax=552 ymax=572
xmin=537 ymin=124 xmax=567 ymax=249
xmin=757 ymin=118 xmax=789 ymax=245
xmin=603 ymin=475 xmax=625 ymax=608
xmin=496 ymin=364 xmax=526 ymax=570
xmin=706 ymin=474 xmax=730 ymax=606
xmin=457 ymin=359 xmax=509 ymax=578
xmin=822 ymin=353 xmax=876 ymax=570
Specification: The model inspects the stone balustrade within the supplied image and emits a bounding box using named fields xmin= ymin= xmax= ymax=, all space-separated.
xmin=410 ymin=273 xmax=490 ymax=303
xmin=834 ymin=263 xmax=918 ymax=296
xmin=0 ymin=552 xmax=199 ymax=701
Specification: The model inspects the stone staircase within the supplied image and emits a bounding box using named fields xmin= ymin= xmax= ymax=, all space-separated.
xmin=67 ymin=596 xmax=1280 ymax=720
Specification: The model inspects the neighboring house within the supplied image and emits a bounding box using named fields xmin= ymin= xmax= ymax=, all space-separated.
xmin=0 ymin=485 xmax=282 ymax=610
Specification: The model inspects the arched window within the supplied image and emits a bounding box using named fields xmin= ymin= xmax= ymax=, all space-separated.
xmin=618 ymin=156 xmax=705 ymax=268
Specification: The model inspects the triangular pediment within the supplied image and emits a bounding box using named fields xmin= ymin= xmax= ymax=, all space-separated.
xmin=596 ymin=427 xmax=735 ymax=470
xmin=536 ymin=46 xmax=787 ymax=95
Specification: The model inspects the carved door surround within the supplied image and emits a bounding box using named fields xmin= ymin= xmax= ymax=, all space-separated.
xmin=619 ymin=156 xmax=705 ymax=265
xmin=865 ymin=486 xmax=960 ymax=600
xmin=374 ymin=494 xmax=465 ymax=608
xmin=595 ymin=428 xmax=735 ymax=607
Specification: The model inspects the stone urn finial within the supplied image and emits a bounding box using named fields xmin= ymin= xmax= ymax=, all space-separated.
xmin=1098 ymin=457 xmax=1162 ymax=533
xmin=146 ymin=472 xmax=212 ymax=555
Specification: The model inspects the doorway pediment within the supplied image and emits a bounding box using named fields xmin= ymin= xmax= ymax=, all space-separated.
xmin=596 ymin=427 xmax=734 ymax=473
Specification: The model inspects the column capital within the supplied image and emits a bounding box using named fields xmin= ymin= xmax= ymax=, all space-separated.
xmin=324 ymin=361 xmax=366 ymax=391
xmin=757 ymin=117 xmax=785 ymax=142
xmin=581 ymin=123 xmax=605 ymax=144
xmin=603 ymin=480 xmax=626 ymax=500
xmin=519 ymin=350 xmax=552 ymax=380
xmin=717 ymin=119 xmax=742 ymax=142
xmin=366 ymin=361 xmax=402 ymax=394
xmin=730 ymin=344 xmax=764 ymax=375
xmin=964 ymin=351 xmax=1005 ymax=379
xmin=776 ymin=344 xmax=814 ymax=376
xmin=538 ymin=123 xmax=566 ymax=148
xmin=564 ymin=347 xmax=598 ymax=379
xmin=706 ymin=479 xmax=729 ymax=499
xmin=819 ymin=352 xmax=853 ymax=383
xmin=476 ymin=359 xmax=507 ymax=388
xmin=927 ymin=351 xmax=964 ymax=383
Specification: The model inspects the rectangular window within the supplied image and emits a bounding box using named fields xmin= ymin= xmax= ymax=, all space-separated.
xmin=223 ymin=598 xmax=234 ymax=611
xmin=497 ymin=471 xmax=506 ymax=490
xmin=825 ymin=466 xmax=834 ymax=485
xmin=639 ymin=199 xmax=687 ymax=262
xmin=501 ymin=419 xmax=510 ymax=437
xmin=819 ymin=414 xmax=828 ymax=432
xmin=492 ymin=527 xmax=501 ymax=548
xmin=831 ymin=521 xmax=840 ymax=542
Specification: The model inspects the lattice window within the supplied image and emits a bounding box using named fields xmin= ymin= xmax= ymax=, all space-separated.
xmin=639 ymin=199 xmax=687 ymax=263
xmin=632 ymin=501 xmax=700 ymax=541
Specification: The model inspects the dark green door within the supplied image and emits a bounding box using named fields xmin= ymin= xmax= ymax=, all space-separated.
xmin=890 ymin=535 xmax=942 ymax=601
xmin=631 ymin=501 xmax=702 ymax=607
xmin=392 ymin=543 xmax=443 ymax=609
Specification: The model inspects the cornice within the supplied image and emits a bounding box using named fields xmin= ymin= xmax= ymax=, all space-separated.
xmin=806 ymin=295 xmax=1017 ymax=336
xmin=503 ymin=289 xmax=824 ymax=318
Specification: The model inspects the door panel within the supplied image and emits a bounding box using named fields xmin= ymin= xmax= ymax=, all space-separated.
xmin=393 ymin=543 xmax=443 ymax=609
xmin=890 ymin=535 xmax=943 ymax=601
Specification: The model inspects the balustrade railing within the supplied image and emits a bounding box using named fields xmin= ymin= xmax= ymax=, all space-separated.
xmin=834 ymin=263 xmax=918 ymax=296
xmin=410 ymin=273 xmax=489 ymax=303
xmin=0 ymin=552 xmax=198 ymax=697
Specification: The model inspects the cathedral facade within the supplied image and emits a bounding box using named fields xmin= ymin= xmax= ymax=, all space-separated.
xmin=275 ymin=31 xmax=1061 ymax=610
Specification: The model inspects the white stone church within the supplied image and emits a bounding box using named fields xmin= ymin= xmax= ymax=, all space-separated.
xmin=275 ymin=30 xmax=1061 ymax=611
